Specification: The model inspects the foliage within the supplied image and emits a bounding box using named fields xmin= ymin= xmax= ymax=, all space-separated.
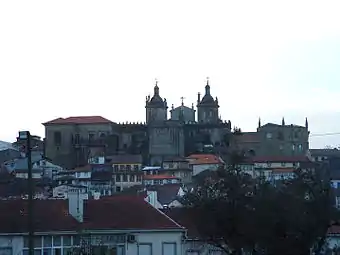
xmin=183 ymin=153 xmax=338 ymax=255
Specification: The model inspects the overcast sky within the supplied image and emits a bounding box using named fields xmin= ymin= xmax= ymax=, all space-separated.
xmin=1 ymin=1 xmax=340 ymax=148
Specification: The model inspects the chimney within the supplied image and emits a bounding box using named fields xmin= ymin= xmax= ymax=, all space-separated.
xmin=68 ymin=189 xmax=84 ymax=222
xmin=197 ymin=92 xmax=201 ymax=104
xmin=93 ymin=192 xmax=101 ymax=200
xmin=146 ymin=190 xmax=158 ymax=208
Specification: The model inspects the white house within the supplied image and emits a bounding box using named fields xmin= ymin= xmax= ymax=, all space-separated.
xmin=186 ymin=154 xmax=224 ymax=176
xmin=143 ymin=175 xmax=181 ymax=186
xmin=0 ymin=193 xmax=185 ymax=255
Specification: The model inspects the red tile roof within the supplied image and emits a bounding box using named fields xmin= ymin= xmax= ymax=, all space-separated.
xmin=162 ymin=208 xmax=201 ymax=239
xmin=271 ymin=168 xmax=296 ymax=173
xmin=187 ymin=154 xmax=223 ymax=165
xmin=0 ymin=196 xmax=183 ymax=233
xmin=247 ymin=155 xmax=310 ymax=163
xmin=43 ymin=116 xmax=113 ymax=125
xmin=72 ymin=165 xmax=92 ymax=172
xmin=0 ymin=200 xmax=79 ymax=233
xmin=83 ymin=196 xmax=183 ymax=230
xmin=144 ymin=175 xmax=180 ymax=180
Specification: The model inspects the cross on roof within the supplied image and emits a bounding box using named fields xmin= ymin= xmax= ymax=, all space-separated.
xmin=180 ymin=97 xmax=185 ymax=105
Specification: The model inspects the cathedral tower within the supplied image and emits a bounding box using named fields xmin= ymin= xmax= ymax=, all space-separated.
xmin=197 ymin=78 xmax=219 ymax=123
xmin=145 ymin=81 xmax=168 ymax=124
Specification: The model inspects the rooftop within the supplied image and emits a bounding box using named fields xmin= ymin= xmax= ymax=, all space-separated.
xmin=0 ymin=195 xmax=183 ymax=233
xmin=43 ymin=116 xmax=113 ymax=125
xmin=187 ymin=154 xmax=224 ymax=165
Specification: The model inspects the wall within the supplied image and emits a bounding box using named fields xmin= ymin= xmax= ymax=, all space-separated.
xmin=1 ymin=231 xmax=184 ymax=255
xmin=148 ymin=125 xmax=185 ymax=165
xmin=192 ymin=164 xmax=219 ymax=176
xmin=44 ymin=123 xmax=115 ymax=168
xmin=257 ymin=124 xmax=309 ymax=157
xmin=0 ymin=236 xmax=23 ymax=255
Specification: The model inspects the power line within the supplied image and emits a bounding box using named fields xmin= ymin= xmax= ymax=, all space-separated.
xmin=310 ymin=132 xmax=340 ymax=137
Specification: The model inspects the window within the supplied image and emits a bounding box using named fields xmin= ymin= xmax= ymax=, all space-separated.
xmin=138 ymin=244 xmax=152 ymax=255
xmin=298 ymin=144 xmax=303 ymax=151
xmin=137 ymin=175 xmax=142 ymax=182
xmin=162 ymin=242 xmax=176 ymax=255
xmin=277 ymin=131 xmax=284 ymax=140
xmin=0 ymin=248 xmax=12 ymax=255
xmin=126 ymin=165 xmax=131 ymax=171
xmin=74 ymin=134 xmax=80 ymax=144
xmin=292 ymin=144 xmax=296 ymax=151
xmin=52 ymin=236 xmax=61 ymax=246
xmin=88 ymin=133 xmax=95 ymax=141
xmin=134 ymin=165 xmax=139 ymax=171
xmin=266 ymin=132 xmax=272 ymax=139
xmin=119 ymin=165 xmax=125 ymax=171
xmin=114 ymin=165 xmax=119 ymax=171
xmin=281 ymin=162 xmax=286 ymax=167
xmin=116 ymin=186 xmax=121 ymax=192
xmin=43 ymin=236 xmax=52 ymax=247
xmin=63 ymin=235 xmax=72 ymax=246
xmin=116 ymin=174 xmax=121 ymax=182
xmin=53 ymin=132 xmax=62 ymax=146
xmin=123 ymin=174 xmax=128 ymax=182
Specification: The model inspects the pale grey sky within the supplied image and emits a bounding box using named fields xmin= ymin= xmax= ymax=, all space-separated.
xmin=1 ymin=1 xmax=340 ymax=148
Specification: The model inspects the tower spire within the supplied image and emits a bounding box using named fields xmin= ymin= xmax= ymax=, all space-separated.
xmin=282 ymin=117 xmax=285 ymax=126
xmin=305 ymin=117 xmax=308 ymax=129
xmin=258 ymin=117 xmax=261 ymax=128
xmin=205 ymin=77 xmax=211 ymax=95
xmin=154 ymin=78 xmax=159 ymax=96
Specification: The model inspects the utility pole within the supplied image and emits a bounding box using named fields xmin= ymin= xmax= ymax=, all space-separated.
xmin=19 ymin=131 xmax=34 ymax=255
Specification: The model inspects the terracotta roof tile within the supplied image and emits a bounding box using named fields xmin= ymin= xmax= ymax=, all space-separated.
xmin=83 ymin=196 xmax=183 ymax=230
xmin=0 ymin=200 xmax=78 ymax=233
xmin=43 ymin=116 xmax=113 ymax=125
xmin=271 ymin=168 xmax=296 ymax=173
xmin=187 ymin=154 xmax=223 ymax=165
xmin=0 ymin=196 xmax=183 ymax=233
xmin=162 ymin=208 xmax=201 ymax=239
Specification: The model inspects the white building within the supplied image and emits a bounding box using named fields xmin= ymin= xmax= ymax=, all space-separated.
xmin=0 ymin=193 xmax=185 ymax=255
xmin=186 ymin=154 xmax=224 ymax=176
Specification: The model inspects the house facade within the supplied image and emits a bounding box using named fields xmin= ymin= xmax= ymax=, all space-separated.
xmin=0 ymin=194 xmax=185 ymax=255
xmin=186 ymin=154 xmax=224 ymax=176
xmin=143 ymin=175 xmax=181 ymax=186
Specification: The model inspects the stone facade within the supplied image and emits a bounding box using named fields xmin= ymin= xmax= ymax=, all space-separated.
xmin=233 ymin=117 xmax=310 ymax=157
xmin=44 ymin=81 xmax=231 ymax=168
xmin=43 ymin=80 xmax=309 ymax=168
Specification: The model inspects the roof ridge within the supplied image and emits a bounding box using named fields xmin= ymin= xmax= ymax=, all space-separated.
xmin=147 ymin=203 xmax=185 ymax=230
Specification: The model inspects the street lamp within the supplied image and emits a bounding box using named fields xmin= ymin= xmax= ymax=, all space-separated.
xmin=18 ymin=131 xmax=34 ymax=255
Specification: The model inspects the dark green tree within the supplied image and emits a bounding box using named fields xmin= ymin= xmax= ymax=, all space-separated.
xmin=184 ymin=153 xmax=338 ymax=255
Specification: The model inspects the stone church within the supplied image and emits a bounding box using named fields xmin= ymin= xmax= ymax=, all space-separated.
xmin=145 ymin=80 xmax=232 ymax=164
xmin=43 ymin=80 xmax=232 ymax=168
xmin=43 ymin=80 xmax=309 ymax=168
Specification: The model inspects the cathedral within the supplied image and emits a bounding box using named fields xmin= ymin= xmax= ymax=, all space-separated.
xmin=145 ymin=79 xmax=232 ymax=164
xmin=43 ymin=79 xmax=309 ymax=168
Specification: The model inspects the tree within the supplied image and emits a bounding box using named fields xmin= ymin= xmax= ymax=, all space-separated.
xmin=183 ymin=154 xmax=338 ymax=255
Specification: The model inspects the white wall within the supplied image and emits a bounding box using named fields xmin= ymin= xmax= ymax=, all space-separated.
xmin=1 ymin=231 xmax=184 ymax=255
xmin=192 ymin=164 xmax=219 ymax=176
xmin=0 ymin=236 xmax=24 ymax=255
